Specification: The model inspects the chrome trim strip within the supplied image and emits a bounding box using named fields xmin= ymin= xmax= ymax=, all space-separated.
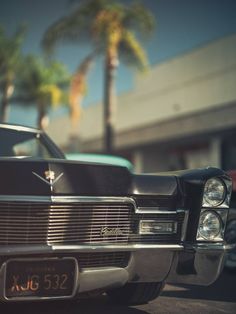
xmin=0 ymin=195 xmax=137 ymax=205
xmin=135 ymin=206 xmax=178 ymax=214
xmin=181 ymin=210 xmax=189 ymax=241
xmin=0 ymin=124 xmax=41 ymax=133
xmin=190 ymin=243 xmax=226 ymax=251
xmin=2 ymin=257 xmax=79 ymax=301
xmin=0 ymin=195 xmax=182 ymax=214
xmin=51 ymin=244 xmax=184 ymax=251
xmin=51 ymin=196 xmax=137 ymax=207
xmin=0 ymin=244 xmax=184 ymax=255
xmin=0 ymin=195 xmax=52 ymax=202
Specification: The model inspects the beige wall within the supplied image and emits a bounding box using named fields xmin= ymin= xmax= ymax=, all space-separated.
xmin=48 ymin=34 xmax=236 ymax=151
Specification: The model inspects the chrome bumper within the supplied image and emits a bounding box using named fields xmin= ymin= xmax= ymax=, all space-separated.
xmin=0 ymin=242 xmax=227 ymax=302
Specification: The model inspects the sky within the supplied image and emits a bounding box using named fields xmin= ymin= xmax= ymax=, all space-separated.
xmin=0 ymin=0 xmax=236 ymax=127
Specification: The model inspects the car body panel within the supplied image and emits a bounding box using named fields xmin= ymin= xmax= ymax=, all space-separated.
xmin=0 ymin=123 xmax=232 ymax=302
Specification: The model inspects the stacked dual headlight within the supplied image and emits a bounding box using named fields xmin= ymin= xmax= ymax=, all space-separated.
xmin=203 ymin=178 xmax=226 ymax=207
xmin=197 ymin=177 xmax=231 ymax=242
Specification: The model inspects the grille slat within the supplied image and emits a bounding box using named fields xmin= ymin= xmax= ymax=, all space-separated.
xmin=0 ymin=201 xmax=185 ymax=245
xmin=0 ymin=202 xmax=133 ymax=245
xmin=0 ymin=252 xmax=130 ymax=269
xmin=77 ymin=252 xmax=130 ymax=268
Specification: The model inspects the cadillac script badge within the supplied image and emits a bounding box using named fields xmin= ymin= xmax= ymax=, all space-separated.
xmin=100 ymin=227 xmax=124 ymax=236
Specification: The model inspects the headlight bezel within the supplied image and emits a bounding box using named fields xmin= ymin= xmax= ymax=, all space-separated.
xmin=202 ymin=176 xmax=232 ymax=208
xmin=196 ymin=175 xmax=231 ymax=242
xmin=197 ymin=210 xmax=223 ymax=241
xmin=202 ymin=177 xmax=226 ymax=207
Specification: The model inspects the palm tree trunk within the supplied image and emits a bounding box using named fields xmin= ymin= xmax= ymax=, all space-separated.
xmin=0 ymin=82 xmax=14 ymax=123
xmin=69 ymin=53 xmax=94 ymax=134
xmin=37 ymin=102 xmax=48 ymax=130
xmin=104 ymin=50 xmax=119 ymax=154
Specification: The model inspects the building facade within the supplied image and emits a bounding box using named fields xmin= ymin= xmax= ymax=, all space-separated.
xmin=48 ymin=34 xmax=236 ymax=173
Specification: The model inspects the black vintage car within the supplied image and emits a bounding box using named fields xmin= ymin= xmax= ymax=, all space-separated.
xmin=0 ymin=123 xmax=233 ymax=304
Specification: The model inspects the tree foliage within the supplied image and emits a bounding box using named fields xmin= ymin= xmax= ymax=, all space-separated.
xmin=16 ymin=55 xmax=70 ymax=129
xmin=43 ymin=0 xmax=154 ymax=70
xmin=0 ymin=24 xmax=26 ymax=122
xmin=42 ymin=0 xmax=155 ymax=151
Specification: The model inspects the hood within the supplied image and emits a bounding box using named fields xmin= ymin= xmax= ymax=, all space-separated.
xmin=0 ymin=159 xmax=132 ymax=196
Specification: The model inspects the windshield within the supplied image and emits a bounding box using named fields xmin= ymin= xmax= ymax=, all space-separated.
xmin=0 ymin=128 xmax=60 ymax=159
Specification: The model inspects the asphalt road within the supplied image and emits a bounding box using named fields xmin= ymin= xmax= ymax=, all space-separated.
xmin=1 ymin=269 xmax=236 ymax=314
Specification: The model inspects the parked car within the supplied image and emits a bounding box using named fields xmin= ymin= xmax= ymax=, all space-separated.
xmin=225 ymin=220 xmax=236 ymax=270
xmin=0 ymin=123 xmax=233 ymax=304
xmin=225 ymin=170 xmax=236 ymax=270
xmin=66 ymin=153 xmax=133 ymax=171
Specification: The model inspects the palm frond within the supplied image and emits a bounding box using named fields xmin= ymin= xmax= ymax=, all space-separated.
xmin=15 ymin=54 xmax=70 ymax=112
xmin=123 ymin=2 xmax=155 ymax=38
xmin=42 ymin=0 xmax=109 ymax=53
xmin=119 ymin=30 xmax=149 ymax=71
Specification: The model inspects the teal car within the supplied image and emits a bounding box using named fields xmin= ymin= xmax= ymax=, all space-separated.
xmin=66 ymin=153 xmax=133 ymax=171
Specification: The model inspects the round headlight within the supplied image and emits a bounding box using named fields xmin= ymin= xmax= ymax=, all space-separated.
xmin=203 ymin=178 xmax=226 ymax=207
xmin=198 ymin=211 xmax=222 ymax=240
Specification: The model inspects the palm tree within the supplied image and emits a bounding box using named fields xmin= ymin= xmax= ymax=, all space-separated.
xmin=69 ymin=53 xmax=94 ymax=134
xmin=42 ymin=0 xmax=155 ymax=153
xmin=0 ymin=24 xmax=26 ymax=122
xmin=15 ymin=55 xmax=70 ymax=129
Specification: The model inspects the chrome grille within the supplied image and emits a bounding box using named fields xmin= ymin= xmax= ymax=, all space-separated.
xmin=0 ymin=252 xmax=130 ymax=269
xmin=0 ymin=202 xmax=133 ymax=245
xmin=0 ymin=200 xmax=185 ymax=245
xmin=75 ymin=252 xmax=130 ymax=268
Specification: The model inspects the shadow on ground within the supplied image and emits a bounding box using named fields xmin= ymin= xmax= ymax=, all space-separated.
xmin=0 ymin=296 xmax=148 ymax=314
xmin=162 ymin=269 xmax=236 ymax=303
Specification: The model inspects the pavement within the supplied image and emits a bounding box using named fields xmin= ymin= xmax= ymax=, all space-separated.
xmin=0 ymin=269 xmax=235 ymax=314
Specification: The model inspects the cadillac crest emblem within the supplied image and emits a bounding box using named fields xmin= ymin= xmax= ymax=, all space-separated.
xmin=45 ymin=170 xmax=55 ymax=181
xmin=32 ymin=170 xmax=64 ymax=191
